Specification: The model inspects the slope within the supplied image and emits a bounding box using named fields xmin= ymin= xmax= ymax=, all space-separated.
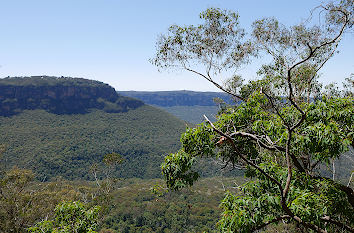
xmin=0 ymin=76 xmax=189 ymax=180
xmin=0 ymin=106 xmax=186 ymax=180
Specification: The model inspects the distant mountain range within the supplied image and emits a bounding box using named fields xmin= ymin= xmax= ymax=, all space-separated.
xmin=0 ymin=76 xmax=184 ymax=180
xmin=0 ymin=76 xmax=351 ymax=182
xmin=0 ymin=76 xmax=238 ymax=180
xmin=120 ymin=90 xmax=234 ymax=106
xmin=119 ymin=90 xmax=236 ymax=124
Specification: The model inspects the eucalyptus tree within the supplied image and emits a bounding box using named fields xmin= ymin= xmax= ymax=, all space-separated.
xmin=28 ymin=201 xmax=100 ymax=233
xmin=151 ymin=1 xmax=353 ymax=232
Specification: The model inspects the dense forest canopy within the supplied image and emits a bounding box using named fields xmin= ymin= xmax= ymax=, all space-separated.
xmin=0 ymin=0 xmax=353 ymax=232
xmin=0 ymin=76 xmax=243 ymax=182
xmin=0 ymin=106 xmax=187 ymax=180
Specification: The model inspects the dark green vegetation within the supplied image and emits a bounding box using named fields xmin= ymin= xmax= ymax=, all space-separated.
xmin=0 ymin=164 xmax=246 ymax=233
xmin=2 ymin=1 xmax=353 ymax=232
xmin=0 ymin=77 xmax=243 ymax=181
xmin=0 ymin=166 xmax=297 ymax=233
xmin=0 ymin=77 xmax=239 ymax=181
xmin=153 ymin=2 xmax=354 ymax=232
xmin=0 ymin=106 xmax=185 ymax=180
xmin=0 ymin=76 xmax=189 ymax=181
xmin=0 ymin=76 xmax=143 ymax=116
xmin=120 ymin=91 xmax=232 ymax=124
xmin=100 ymin=177 xmax=234 ymax=232
xmin=0 ymin=168 xmax=82 ymax=232
xmin=29 ymin=201 xmax=101 ymax=233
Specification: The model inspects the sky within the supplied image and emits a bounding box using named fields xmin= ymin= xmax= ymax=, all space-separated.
xmin=0 ymin=0 xmax=352 ymax=91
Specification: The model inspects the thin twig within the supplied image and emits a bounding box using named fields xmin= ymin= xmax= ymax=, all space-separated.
xmin=203 ymin=115 xmax=283 ymax=189
xmin=185 ymin=67 xmax=245 ymax=101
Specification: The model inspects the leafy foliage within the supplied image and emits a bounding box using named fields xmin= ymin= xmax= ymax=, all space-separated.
xmin=162 ymin=151 xmax=199 ymax=191
xmin=0 ymin=168 xmax=82 ymax=233
xmin=28 ymin=201 xmax=100 ymax=233
xmin=99 ymin=177 xmax=239 ymax=233
xmin=153 ymin=2 xmax=354 ymax=232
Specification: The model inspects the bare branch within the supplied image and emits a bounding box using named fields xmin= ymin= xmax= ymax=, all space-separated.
xmin=229 ymin=130 xmax=306 ymax=173
xmin=287 ymin=8 xmax=349 ymax=115
xmin=291 ymin=215 xmax=327 ymax=233
xmin=185 ymin=67 xmax=245 ymax=101
xmin=348 ymin=172 xmax=354 ymax=187
xmin=288 ymin=9 xmax=348 ymax=74
xmin=204 ymin=115 xmax=283 ymax=189
xmin=262 ymin=90 xmax=288 ymax=126
xmin=283 ymin=131 xmax=292 ymax=198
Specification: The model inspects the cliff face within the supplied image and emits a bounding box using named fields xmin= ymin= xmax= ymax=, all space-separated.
xmin=0 ymin=76 xmax=144 ymax=116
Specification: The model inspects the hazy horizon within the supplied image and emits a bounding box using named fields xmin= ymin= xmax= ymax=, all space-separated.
xmin=1 ymin=0 xmax=353 ymax=91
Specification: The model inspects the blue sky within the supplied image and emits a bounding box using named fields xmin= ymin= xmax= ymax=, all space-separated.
xmin=0 ymin=0 xmax=352 ymax=91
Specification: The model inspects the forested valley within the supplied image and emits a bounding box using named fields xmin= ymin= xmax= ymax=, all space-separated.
xmin=0 ymin=76 xmax=244 ymax=232
xmin=1 ymin=0 xmax=354 ymax=232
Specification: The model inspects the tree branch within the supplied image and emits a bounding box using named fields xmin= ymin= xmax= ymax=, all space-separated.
xmin=283 ymin=130 xmax=292 ymax=198
xmin=185 ymin=67 xmax=245 ymax=101
xmin=229 ymin=130 xmax=306 ymax=173
xmin=286 ymin=8 xmax=349 ymax=116
xmin=204 ymin=115 xmax=283 ymax=189
xmin=311 ymin=175 xmax=354 ymax=209
xmin=261 ymin=90 xmax=306 ymax=173
xmin=291 ymin=215 xmax=327 ymax=233
xmin=262 ymin=90 xmax=288 ymax=126
xmin=204 ymin=115 xmax=328 ymax=233
xmin=348 ymin=172 xmax=354 ymax=187
xmin=321 ymin=216 xmax=354 ymax=233
xmin=251 ymin=215 xmax=291 ymax=231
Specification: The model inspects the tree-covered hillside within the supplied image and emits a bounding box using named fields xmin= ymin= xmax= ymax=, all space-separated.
xmin=0 ymin=76 xmax=242 ymax=181
xmin=0 ymin=106 xmax=188 ymax=180
xmin=0 ymin=76 xmax=143 ymax=116
xmin=0 ymin=76 xmax=189 ymax=180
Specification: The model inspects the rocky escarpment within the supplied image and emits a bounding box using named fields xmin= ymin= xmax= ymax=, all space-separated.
xmin=0 ymin=76 xmax=144 ymax=116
